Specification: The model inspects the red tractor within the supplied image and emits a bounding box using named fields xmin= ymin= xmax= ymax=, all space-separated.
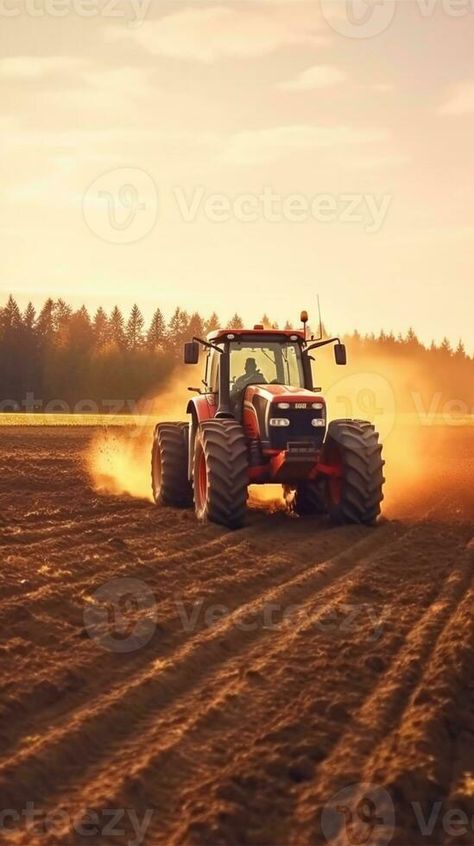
xmin=151 ymin=314 xmax=385 ymax=529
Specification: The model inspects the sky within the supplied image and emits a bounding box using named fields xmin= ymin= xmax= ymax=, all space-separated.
xmin=1 ymin=0 xmax=474 ymax=347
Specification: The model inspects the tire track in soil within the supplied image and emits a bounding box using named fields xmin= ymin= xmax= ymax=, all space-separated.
xmin=0 ymin=523 xmax=359 ymax=755
xmin=136 ymin=515 xmax=471 ymax=846
xmin=1 ymin=516 xmax=446 ymax=846
xmin=0 ymin=527 xmax=270 ymax=741
xmin=0 ymin=523 xmax=401 ymax=827
xmin=289 ymin=535 xmax=474 ymax=845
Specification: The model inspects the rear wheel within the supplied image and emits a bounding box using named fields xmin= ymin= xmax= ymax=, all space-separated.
xmin=151 ymin=422 xmax=193 ymax=508
xmin=322 ymin=419 xmax=385 ymax=526
xmin=293 ymin=481 xmax=327 ymax=516
xmin=193 ymin=420 xmax=248 ymax=529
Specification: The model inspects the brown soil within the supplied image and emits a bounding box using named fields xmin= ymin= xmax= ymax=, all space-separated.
xmin=0 ymin=426 xmax=473 ymax=846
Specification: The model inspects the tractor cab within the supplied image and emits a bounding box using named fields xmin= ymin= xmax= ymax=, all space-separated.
xmin=200 ymin=330 xmax=310 ymax=421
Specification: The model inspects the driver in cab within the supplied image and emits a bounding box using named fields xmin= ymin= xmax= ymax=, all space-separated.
xmin=230 ymin=356 xmax=268 ymax=417
xmin=232 ymin=357 xmax=266 ymax=396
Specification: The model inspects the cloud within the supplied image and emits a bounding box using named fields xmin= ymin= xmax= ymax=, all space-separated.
xmin=221 ymin=124 xmax=389 ymax=165
xmin=439 ymin=80 xmax=474 ymax=115
xmin=0 ymin=56 xmax=84 ymax=79
xmin=110 ymin=5 xmax=324 ymax=62
xmin=279 ymin=65 xmax=347 ymax=92
xmin=342 ymin=152 xmax=409 ymax=170
xmin=371 ymin=83 xmax=394 ymax=93
xmin=6 ymin=158 xmax=82 ymax=209
xmin=38 ymin=66 xmax=154 ymax=116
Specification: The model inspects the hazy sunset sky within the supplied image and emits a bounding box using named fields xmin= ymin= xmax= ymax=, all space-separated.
xmin=1 ymin=0 xmax=473 ymax=346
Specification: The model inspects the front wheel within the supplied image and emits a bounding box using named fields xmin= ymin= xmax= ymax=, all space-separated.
xmin=151 ymin=422 xmax=193 ymax=508
xmin=321 ymin=419 xmax=385 ymax=526
xmin=193 ymin=420 xmax=248 ymax=529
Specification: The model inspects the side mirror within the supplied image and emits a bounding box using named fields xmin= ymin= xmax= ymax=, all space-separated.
xmin=184 ymin=341 xmax=199 ymax=365
xmin=334 ymin=343 xmax=347 ymax=366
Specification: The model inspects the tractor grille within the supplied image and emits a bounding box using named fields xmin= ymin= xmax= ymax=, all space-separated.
xmin=268 ymin=404 xmax=326 ymax=451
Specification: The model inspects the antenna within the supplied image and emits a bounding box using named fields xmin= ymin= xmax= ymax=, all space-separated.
xmin=316 ymin=295 xmax=323 ymax=341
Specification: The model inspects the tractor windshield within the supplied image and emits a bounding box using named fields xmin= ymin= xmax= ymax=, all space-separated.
xmin=229 ymin=339 xmax=304 ymax=390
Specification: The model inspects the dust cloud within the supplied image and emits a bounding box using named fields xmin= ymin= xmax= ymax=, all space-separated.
xmin=86 ymin=369 xmax=194 ymax=501
xmin=315 ymin=349 xmax=469 ymax=518
xmin=86 ymin=357 xmax=471 ymax=518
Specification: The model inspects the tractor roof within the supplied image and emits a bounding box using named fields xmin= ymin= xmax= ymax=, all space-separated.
xmin=208 ymin=328 xmax=306 ymax=343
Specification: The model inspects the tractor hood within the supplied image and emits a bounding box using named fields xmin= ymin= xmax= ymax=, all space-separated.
xmin=244 ymin=384 xmax=324 ymax=405
xmin=242 ymin=384 xmax=327 ymax=451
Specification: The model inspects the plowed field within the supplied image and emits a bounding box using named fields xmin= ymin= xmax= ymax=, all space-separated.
xmin=0 ymin=426 xmax=473 ymax=846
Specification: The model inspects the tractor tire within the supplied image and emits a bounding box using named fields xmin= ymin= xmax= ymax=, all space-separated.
xmin=151 ymin=422 xmax=193 ymax=508
xmin=193 ymin=419 xmax=248 ymax=529
xmin=293 ymin=481 xmax=327 ymax=516
xmin=322 ymin=419 xmax=385 ymax=526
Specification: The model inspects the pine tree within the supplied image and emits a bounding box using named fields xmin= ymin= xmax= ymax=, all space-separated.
xmin=0 ymin=295 xmax=21 ymax=333
xmin=69 ymin=306 xmax=93 ymax=350
xmin=109 ymin=306 xmax=126 ymax=349
xmin=405 ymin=327 xmax=420 ymax=349
xmin=93 ymin=307 xmax=109 ymax=348
xmin=168 ymin=307 xmax=190 ymax=352
xmin=188 ymin=312 xmax=205 ymax=340
xmin=226 ymin=313 xmax=244 ymax=330
xmin=36 ymin=298 xmax=55 ymax=341
xmin=23 ymin=302 xmax=36 ymax=330
xmin=20 ymin=302 xmax=39 ymax=397
xmin=204 ymin=312 xmax=220 ymax=334
xmin=54 ymin=299 xmax=73 ymax=335
xmin=440 ymin=337 xmax=452 ymax=356
xmin=147 ymin=308 xmax=166 ymax=350
xmin=77 ymin=305 xmax=91 ymax=325
xmin=126 ymin=304 xmax=145 ymax=350
xmin=0 ymin=297 xmax=25 ymax=401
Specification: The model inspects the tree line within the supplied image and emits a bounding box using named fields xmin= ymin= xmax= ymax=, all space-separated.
xmin=0 ymin=296 xmax=472 ymax=413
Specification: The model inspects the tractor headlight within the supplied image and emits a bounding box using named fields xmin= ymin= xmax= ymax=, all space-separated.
xmin=311 ymin=418 xmax=325 ymax=427
xmin=277 ymin=402 xmax=290 ymax=409
xmin=312 ymin=402 xmax=325 ymax=410
xmin=269 ymin=418 xmax=290 ymax=427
